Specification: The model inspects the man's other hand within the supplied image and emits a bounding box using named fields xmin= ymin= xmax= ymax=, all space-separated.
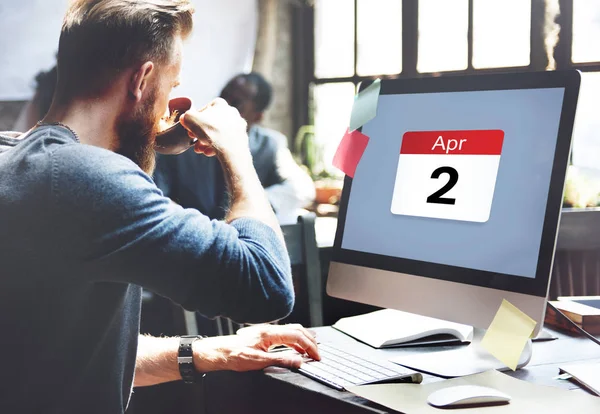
xmin=179 ymin=97 xmax=249 ymax=158
xmin=193 ymin=324 xmax=320 ymax=373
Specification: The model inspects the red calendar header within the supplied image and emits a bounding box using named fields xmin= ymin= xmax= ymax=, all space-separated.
xmin=400 ymin=130 xmax=504 ymax=155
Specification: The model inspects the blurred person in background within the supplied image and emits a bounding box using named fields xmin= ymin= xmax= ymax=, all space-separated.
xmin=154 ymin=72 xmax=315 ymax=223
xmin=12 ymin=64 xmax=57 ymax=132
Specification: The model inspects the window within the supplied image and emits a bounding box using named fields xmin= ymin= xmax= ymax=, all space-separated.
xmin=312 ymin=83 xmax=356 ymax=171
xmin=572 ymin=0 xmax=600 ymax=63
xmin=418 ymin=0 xmax=468 ymax=73
xmin=569 ymin=1 xmax=600 ymax=169
xmin=357 ymin=0 xmax=403 ymax=76
xmin=571 ymin=72 xmax=600 ymax=170
xmin=314 ymin=0 xmax=354 ymax=78
xmin=472 ymin=0 xmax=531 ymax=69
xmin=308 ymin=0 xmax=598 ymax=176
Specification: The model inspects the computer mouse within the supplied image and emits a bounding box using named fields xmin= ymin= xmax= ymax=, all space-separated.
xmin=427 ymin=385 xmax=511 ymax=408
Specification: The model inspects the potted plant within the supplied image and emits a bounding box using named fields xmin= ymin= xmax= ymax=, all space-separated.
xmin=563 ymin=165 xmax=600 ymax=208
xmin=294 ymin=125 xmax=344 ymax=206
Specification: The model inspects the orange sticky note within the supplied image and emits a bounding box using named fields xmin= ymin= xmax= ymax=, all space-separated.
xmin=332 ymin=129 xmax=369 ymax=178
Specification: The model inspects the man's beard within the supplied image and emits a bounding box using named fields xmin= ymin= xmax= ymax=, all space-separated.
xmin=115 ymin=90 xmax=159 ymax=175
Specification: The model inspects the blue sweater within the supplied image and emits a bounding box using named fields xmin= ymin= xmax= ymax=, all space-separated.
xmin=0 ymin=126 xmax=293 ymax=413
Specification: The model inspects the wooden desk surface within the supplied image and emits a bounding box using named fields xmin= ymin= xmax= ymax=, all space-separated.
xmin=203 ymin=326 xmax=600 ymax=414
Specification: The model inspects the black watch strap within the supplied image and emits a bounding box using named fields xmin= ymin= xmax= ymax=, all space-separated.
xmin=178 ymin=335 xmax=205 ymax=384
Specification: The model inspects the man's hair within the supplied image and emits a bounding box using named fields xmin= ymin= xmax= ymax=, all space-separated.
xmin=34 ymin=65 xmax=58 ymax=118
xmin=56 ymin=0 xmax=194 ymax=99
xmin=240 ymin=72 xmax=273 ymax=112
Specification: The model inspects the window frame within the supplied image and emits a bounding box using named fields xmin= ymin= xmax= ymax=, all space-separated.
xmin=305 ymin=0 xmax=600 ymax=88
xmin=298 ymin=0 xmax=599 ymax=164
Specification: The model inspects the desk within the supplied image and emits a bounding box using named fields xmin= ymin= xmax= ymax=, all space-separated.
xmin=202 ymin=326 xmax=600 ymax=414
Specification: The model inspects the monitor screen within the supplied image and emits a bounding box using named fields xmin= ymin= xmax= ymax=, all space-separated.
xmin=341 ymin=88 xmax=565 ymax=280
xmin=329 ymin=72 xmax=580 ymax=330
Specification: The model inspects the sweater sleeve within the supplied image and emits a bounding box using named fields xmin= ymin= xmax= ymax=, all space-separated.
xmin=50 ymin=145 xmax=294 ymax=323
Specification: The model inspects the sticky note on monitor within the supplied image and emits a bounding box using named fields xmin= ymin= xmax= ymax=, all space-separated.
xmin=349 ymin=79 xmax=381 ymax=132
xmin=480 ymin=299 xmax=537 ymax=370
xmin=332 ymin=129 xmax=370 ymax=178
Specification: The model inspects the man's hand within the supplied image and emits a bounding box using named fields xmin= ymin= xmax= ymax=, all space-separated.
xmin=193 ymin=324 xmax=321 ymax=373
xmin=179 ymin=98 xmax=249 ymax=159
xmin=134 ymin=325 xmax=319 ymax=387
xmin=180 ymin=98 xmax=283 ymax=236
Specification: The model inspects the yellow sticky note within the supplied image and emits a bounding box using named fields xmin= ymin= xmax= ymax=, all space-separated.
xmin=480 ymin=299 xmax=537 ymax=371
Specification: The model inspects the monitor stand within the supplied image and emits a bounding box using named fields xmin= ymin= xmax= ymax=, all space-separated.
xmin=390 ymin=328 xmax=533 ymax=378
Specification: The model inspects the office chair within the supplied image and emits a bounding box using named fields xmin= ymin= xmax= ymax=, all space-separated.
xmin=281 ymin=212 xmax=324 ymax=327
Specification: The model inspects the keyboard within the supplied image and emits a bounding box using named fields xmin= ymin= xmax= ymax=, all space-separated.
xmin=297 ymin=342 xmax=423 ymax=391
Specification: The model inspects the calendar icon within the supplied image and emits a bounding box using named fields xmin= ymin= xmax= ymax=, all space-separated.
xmin=391 ymin=130 xmax=505 ymax=223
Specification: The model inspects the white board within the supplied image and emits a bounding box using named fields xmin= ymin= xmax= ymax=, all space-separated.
xmin=0 ymin=0 xmax=68 ymax=100
xmin=0 ymin=0 xmax=257 ymax=103
xmin=178 ymin=0 xmax=257 ymax=106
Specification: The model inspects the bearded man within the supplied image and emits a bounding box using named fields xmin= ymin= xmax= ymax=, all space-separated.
xmin=0 ymin=1 xmax=318 ymax=413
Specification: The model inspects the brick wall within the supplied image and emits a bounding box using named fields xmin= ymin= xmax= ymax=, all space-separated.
xmin=253 ymin=0 xmax=294 ymax=145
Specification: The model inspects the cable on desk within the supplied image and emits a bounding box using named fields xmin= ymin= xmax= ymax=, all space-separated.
xmin=546 ymin=301 xmax=600 ymax=347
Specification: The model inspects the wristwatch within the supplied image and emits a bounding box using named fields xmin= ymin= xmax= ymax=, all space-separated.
xmin=178 ymin=335 xmax=206 ymax=384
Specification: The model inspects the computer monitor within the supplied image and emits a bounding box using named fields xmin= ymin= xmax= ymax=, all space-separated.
xmin=327 ymin=71 xmax=580 ymax=343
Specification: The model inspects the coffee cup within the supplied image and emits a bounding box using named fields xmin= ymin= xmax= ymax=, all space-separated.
xmin=155 ymin=97 xmax=197 ymax=155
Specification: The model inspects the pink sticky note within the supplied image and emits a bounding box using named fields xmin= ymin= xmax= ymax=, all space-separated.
xmin=332 ymin=129 xmax=370 ymax=178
